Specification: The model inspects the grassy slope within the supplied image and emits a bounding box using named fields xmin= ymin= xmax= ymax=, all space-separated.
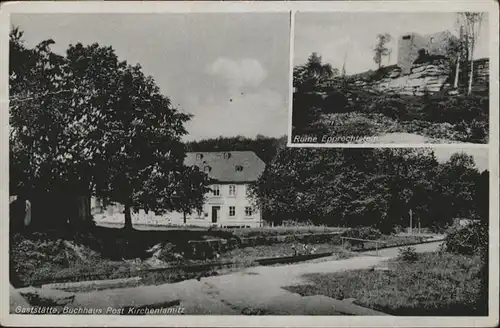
xmin=285 ymin=252 xmax=485 ymax=316
xmin=318 ymin=112 xmax=471 ymax=143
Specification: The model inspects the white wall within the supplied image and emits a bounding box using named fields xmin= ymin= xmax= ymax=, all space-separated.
xmin=91 ymin=183 xmax=262 ymax=228
xmin=170 ymin=183 xmax=262 ymax=228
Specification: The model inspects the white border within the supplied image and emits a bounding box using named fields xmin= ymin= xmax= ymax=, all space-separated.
xmin=0 ymin=1 xmax=498 ymax=327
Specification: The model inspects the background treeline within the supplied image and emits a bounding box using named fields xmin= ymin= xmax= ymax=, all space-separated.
xmin=186 ymin=135 xmax=287 ymax=164
xmin=249 ymin=147 xmax=488 ymax=233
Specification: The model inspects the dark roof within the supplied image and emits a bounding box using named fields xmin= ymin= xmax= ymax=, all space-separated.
xmin=185 ymin=151 xmax=266 ymax=183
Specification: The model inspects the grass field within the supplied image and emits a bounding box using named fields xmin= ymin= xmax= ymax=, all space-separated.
xmin=285 ymin=251 xmax=486 ymax=316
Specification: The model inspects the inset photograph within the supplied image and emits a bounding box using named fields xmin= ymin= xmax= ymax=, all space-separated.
xmin=291 ymin=12 xmax=490 ymax=145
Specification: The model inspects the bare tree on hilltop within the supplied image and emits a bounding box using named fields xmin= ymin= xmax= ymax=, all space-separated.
xmin=373 ymin=33 xmax=392 ymax=70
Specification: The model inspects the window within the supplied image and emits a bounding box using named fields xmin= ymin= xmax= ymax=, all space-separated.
xmin=402 ymin=35 xmax=411 ymax=40
xmin=229 ymin=206 xmax=236 ymax=217
xmin=429 ymin=37 xmax=435 ymax=44
xmin=224 ymin=152 xmax=231 ymax=159
xmin=235 ymin=165 xmax=244 ymax=172
xmin=204 ymin=166 xmax=211 ymax=173
xmin=196 ymin=154 xmax=203 ymax=160
xmin=229 ymin=185 xmax=237 ymax=197
xmin=212 ymin=185 xmax=220 ymax=197
xmin=245 ymin=206 xmax=253 ymax=217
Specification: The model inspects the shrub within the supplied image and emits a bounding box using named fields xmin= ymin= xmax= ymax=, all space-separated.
xmin=421 ymin=94 xmax=488 ymax=125
xmin=397 ymin=246 xmax=419 ymax=262
xmin=341 ymin=227 xmax=382 ymax=241
xmin=292 ymin=92 xmax=324 ymax=131
xmin=322 ymin=89 xmax=351 ymax=114
xmin=321 ymin=112 xmax=401 ymax=138
xmin=367 ymin=95 xmax=409 ymax=120
xmin=444 ymin=221 xmax=488 ymax=256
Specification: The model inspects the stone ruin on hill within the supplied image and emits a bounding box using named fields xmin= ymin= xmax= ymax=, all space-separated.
xmin=317 ymin=30 xmax=489 ymax=97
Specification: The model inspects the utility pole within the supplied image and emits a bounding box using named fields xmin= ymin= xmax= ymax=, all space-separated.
xmin=409 ymin=208 xmax=413 ymax=235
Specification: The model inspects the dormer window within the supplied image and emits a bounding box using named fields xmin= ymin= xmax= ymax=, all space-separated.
xmin=235 ymin=165 xmax=244 ymax=172
xmin=212 ymin=185 xmax=220 ymax=197
xmin=196 ymin=154 xmax=203 ymax=160
xmin=204 ymin=166 xmax=211 ymax=173
xmin=224 ymin=152 xmax=231 ymax=160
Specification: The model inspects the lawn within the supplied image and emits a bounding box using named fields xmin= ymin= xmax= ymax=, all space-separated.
xmin=284 ymin=251 xmax=486 ymax=316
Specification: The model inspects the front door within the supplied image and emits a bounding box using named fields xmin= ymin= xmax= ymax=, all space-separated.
xmin=211 ymin=206 xmax=220 ymax=223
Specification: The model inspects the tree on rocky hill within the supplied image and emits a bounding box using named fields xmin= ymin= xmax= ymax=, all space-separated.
xmin=294 ymin=52 xmax=338 ymax=91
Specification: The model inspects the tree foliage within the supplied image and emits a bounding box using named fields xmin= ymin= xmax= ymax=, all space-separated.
xmin=249 ymin=148 xmax=487 ymax=232
xmin=292 ymin=53 xmax=345 ymax=135
xmin=294 ymin=52 xmax=338 ymax=91
xmin=9 ymin=28 xmax=209 ymax=229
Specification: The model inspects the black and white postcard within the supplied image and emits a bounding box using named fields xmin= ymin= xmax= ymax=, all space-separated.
xmin=0 ymin=1 xmax=498 ymax=328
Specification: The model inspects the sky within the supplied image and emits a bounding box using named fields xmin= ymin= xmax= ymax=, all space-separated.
xmin=433 ymin=147 xmax=489 ymax=172
xmin=294 ymin=12 xmax=490 ymax=74
xmin=11 ymin=13 xmax=291 ymax=141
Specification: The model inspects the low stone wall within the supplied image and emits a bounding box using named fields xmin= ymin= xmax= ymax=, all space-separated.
xmin=186 ymin=232 xmax=342 ymax=258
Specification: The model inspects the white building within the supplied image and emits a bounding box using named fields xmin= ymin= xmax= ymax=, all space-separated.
xmin=173 ymin=151 xmax=266 ymax=228
xmin=92 ymin=151 xmax=266 ymax=228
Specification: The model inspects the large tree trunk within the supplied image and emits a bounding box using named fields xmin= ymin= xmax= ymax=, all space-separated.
xmin=468 ymin=49 xmax=474 ymax=95
xmin=123 ymin=201 xmax=133 ymax=230
xmin=74 ymin=195 xmax=91 ymax=225
xmin=454 ymin=53 xmax=461 ymax=89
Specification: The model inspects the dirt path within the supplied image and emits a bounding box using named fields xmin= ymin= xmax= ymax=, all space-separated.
xmin=70 ymin=240 xmax=443 ymax=315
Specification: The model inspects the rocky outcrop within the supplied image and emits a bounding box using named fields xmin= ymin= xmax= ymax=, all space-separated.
xmin=323 ymin=58 xmax=489 ymax=96
xmin=185 ymin=232 xmax=342 ymax=259
xmin=472 ymin=58 xmax=489 ymax=92
xmin=346 ymin=60 xmax=452 ymax=96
